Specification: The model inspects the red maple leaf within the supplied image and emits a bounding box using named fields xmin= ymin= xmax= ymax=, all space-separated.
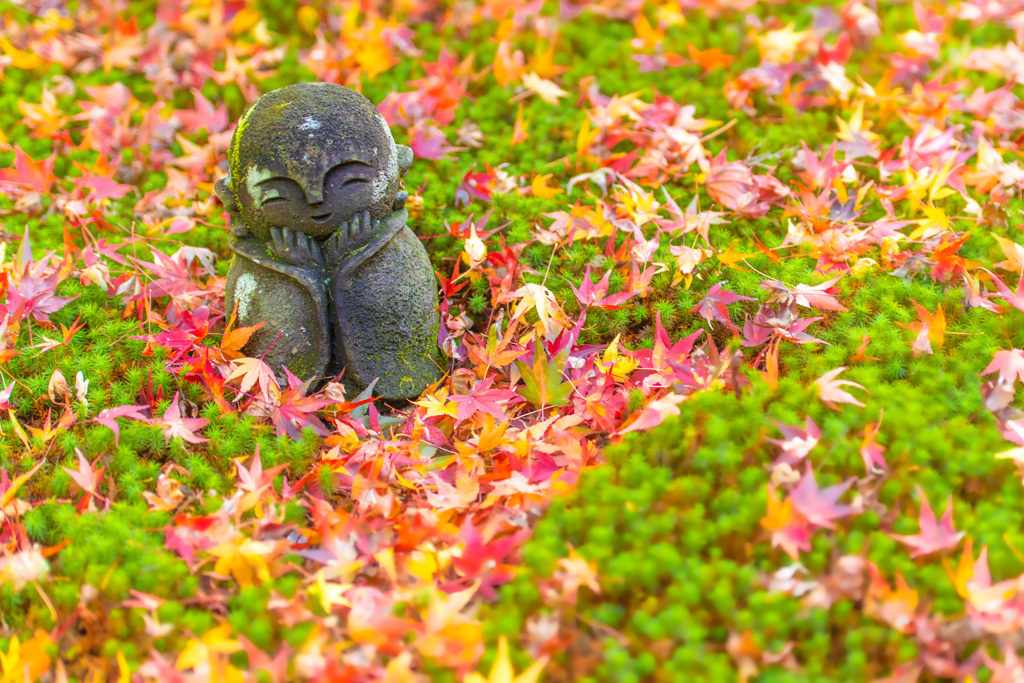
xmin=889 ymin=487 xmax=964 ymax=558
xmin=454 ymin=163 xmax=497 ymax=206
xmin=270 ymin=369 xmax=332 ymax=439
xmin=452 ymin=519 xmax=530 ymax=597
xmin=690 ymin=282 xmax=755 ymax=332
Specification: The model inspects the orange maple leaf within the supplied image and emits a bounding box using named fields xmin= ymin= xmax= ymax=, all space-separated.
xmin=896 ymin=300 xmax=945 ymax=357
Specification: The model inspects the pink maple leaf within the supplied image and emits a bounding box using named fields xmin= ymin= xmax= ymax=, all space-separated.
xmin=814 ymin=366 xmax=867 ymax=409
xmin=618 ymin=393 xmax=687 ymax=435
xmin=760 ymin=275 xmax=848 ymax=311
xmin=768 ymin=417 xmax=821 ymax=467
xmin=570 ymin=265 xmax=640 ymax=310
xmin=889 ymin=487 xmax=964 ymax=558
xmin=982 ymin=349 xmax=1024 ymax=385
xmin=447 ymin=378 xmax=517 ymax=425
xmin=64 ymin=448 xmax=106 ymax=511
xmin=452 ymin=519 xmax=530 ymax=597
xmin=93 ymin=404 xmax=150 ymax=446
xmin=233 ymin=445 xmax=288 ymax=497
xmin=789 ymin=468 xmax=857 ymax=530
xmin=6 ymin=271 xmax=79 ymax=325
xmin=173 ymin=89 xmax=228 ymax=134
xmin=691 ymin=283 xmax=755 ymax=332
xmin=152 ymin=392 xmax=209 ymax=444
xmin=409 ymin=123 xmax=462 ymax=160
xmin=164 ymin=514 xmax=218 ymax=568
xmin=989 ymin=272 xmax=1024 ymax=312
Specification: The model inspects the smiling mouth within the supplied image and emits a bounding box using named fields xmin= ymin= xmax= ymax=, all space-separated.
xmin=311 ymin=213 xmax=333 ymax=224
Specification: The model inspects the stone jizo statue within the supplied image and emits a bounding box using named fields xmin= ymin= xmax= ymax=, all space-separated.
xmin=215 ymin=82 xmax=442 ymax=400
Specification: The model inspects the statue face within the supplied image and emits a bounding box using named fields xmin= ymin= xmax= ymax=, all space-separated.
xmin=246 ymin=150 xmax=379 ymax=239
xmin=226 ymin=83 xmax=413 ymax=242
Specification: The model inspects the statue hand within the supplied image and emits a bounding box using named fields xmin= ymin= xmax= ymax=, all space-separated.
xmin=323 ymin=210 xmax=380 ymax=269
xmin=269 ymin=227 xmax=325 ymax=271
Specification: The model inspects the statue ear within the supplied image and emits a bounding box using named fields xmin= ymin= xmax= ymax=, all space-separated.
xmin=214 ymin=175 xmax=238 ymax=212
xmin=397 ymin=145 xmax=413 ymax=174
xmin=215 ymin=174 xmax=250 ymax=238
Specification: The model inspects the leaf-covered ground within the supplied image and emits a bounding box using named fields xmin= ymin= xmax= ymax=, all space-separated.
xmin=2 ymin=0 xmax=1024 ymax=680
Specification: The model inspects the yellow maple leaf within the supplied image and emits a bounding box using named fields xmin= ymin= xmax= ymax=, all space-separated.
xmin=993 ymin=234 xmax=1024 ymax=272
xmin=576 ymin=117 xmax=599 ymax=159
xmin=616 ymin=184 xmax=659 ymax=227
xmin=0 ymin=37 xmax=42 ymax=70
xmin=465 ymin=636 xmax=548 ymax=683
xmin=355 ymin=36 xmax=395 ymax=80
xmin=520 ymin=72 xmax=569 ymax=105
xmin=760 ymin=484 xmax=794 ymax=531
xmin=415 ymin=390 xmax=459 ymax=420
xmin=530 ymin=173 xmax=563 ymax=199
xmin=209 ymin=538 xmax=276 ymax=588
xmin=717 ymin=244 xmax=757 ymax=270
xmin=597 ymin=335 xmax=639 ymax=381
xmin=835 ymin=100 xmax=880 ymax=143
xmin=176 ymin=624 xmax=243 ymax=671
xmin=908 ymin=203 xmax=949 ymax=241
xmin=509 ymin=283 xmax=568 ymax=336
xmin=755 ymin=23 xmax=817 ymax=64
xmin=18 ymin=88 xmax=68 ymax=139
xmin=311 ymin=570 xmax=352 ymax=613
xmin=0 ymin=630 xmax=52 ymax=683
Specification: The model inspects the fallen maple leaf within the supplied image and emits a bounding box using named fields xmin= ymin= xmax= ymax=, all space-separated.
xmin=691 ymin=283 xmax=755 ymax=332
xmin=465 ymin=635 xmax=547 ymax=683
xmin=982 ymin=349 xmax=1024 ymax=385
xmin=617 ymin=393 xmax=687 ymax=435
xmin=93 ymin=404 xmax=150 ymax=446
xmin=270 ymin=369 xmax=332 ymax=439
xmin=516 ymin=332 xmax=572 ymax=408
xmin=789 ymin=467 xmax=857 ymax=529
xmin=814 ymin=366 xmax=867 ymax=409
xmin=519 ymin=72 xmax=569 ymax=105
xmin=760 ymin=276 xmax=848 ymax=312
xmin=896 ymin=300 xmax=946 ymax=357
xmin=889 ymin=487 xmax=963 ymax=558
xmin=152 ymin=392 xmax=209 ymax=444
xmin=226 ymin=357 xmax=278 ymax=404
xmin=570 ymin=266 xmax=638 ymax=310
xmin=768 ymin=417 xmax=821 ymax=467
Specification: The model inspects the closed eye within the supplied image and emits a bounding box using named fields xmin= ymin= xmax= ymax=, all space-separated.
xmin=325 ymin=161 xmax=373 ymax=193
xmin=262 ymin=196 xmax=289 ymax=206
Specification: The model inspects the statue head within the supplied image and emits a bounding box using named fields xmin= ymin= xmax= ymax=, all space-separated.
xmin=216 ymin=82 xmax=413 ymax=241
